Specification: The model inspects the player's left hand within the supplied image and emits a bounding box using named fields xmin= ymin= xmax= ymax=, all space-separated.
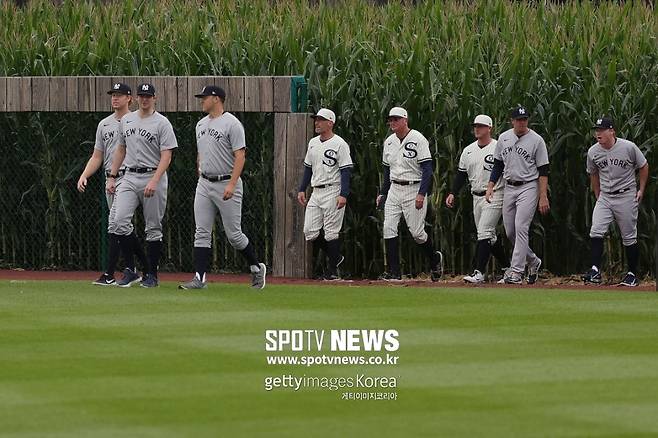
xmin=415 ymin=194 xmax=425 ymax=210
xmin=636 ymin=190 xmax=643 ymax=203
xmin=144 ymin=179 xmax=158 ymax=197
xmin=223 ymin=182 xmax=235 ymax=200
xmin=538 ymin=195 xmax=550 ymax=215
xmin=336 ymin=196 xmax=347 ymax=209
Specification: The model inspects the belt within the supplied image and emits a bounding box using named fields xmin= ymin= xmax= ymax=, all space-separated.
xmin=201 ymin=173 xmax=231 ymax=182
xmin=105 ymin=169 xmax=125 ymax=177
xmin=472 ymin=190 xmax=486 ymax=196
xmin=506 ymin=179 xmax=536 ymax=186
xmin=313 ymin=183 xmax=334 ymax=189
xmin=127 ymin=167 xmax=157 ymax=173
xmin=392 ymin=180 xmax=420 ymax=186
xmin=606 ymin=187 xmax=633 ymax=195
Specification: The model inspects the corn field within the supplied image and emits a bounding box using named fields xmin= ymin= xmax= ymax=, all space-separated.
xmin=0 ymin=0 xmax=656 ymax=278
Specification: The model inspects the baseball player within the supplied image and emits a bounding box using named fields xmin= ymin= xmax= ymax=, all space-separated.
xmin=77 ymin=83 xmax=146 ymax=286
xmin=106 ymin=83 xmax=177 ymax=288
xmin=446 ymin=114 xmax=507 ymax=283
xmin=486 ymin=106 xmax=549 ymax=284
xmin=582 ymin=116 xmax=649 ymax=287
xmin=297 ymin=108 xmax=353 ymax=280
xmin=376 ymin=107 xmax=442 ymax=281
xmin=178 ymin=85 xmax=266 ymax=290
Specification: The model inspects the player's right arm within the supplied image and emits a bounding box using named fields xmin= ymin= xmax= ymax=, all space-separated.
xmin=486 ymin=140 xmax=505 ymax=203
xmin=77 ymin=149 xmax=104 ymax=192
xmin=376 ymin=164 xmax=391 ymax=209
xmin=586 ymin=147 xmax=599 ymax=199
xmin=297 ymin=164 xmax=312 ymax=207
xmin=486 ymin=159 xmax=504 ymax=203
xmin=106 ymin=144 xmax=126 ymax=194
xmin=589 ymin=172 xmax=601 ymax=200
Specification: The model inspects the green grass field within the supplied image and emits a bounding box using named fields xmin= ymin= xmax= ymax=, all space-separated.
xmin=2 ymin=280 xmax=658 ymax=437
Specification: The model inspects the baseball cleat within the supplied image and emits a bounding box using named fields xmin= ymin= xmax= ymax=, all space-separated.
xmin=92 ymin=273 xmax=116 ymax=286
xmin=251 ymin=263 xmax=267 ymax=290
xmin=179 ymin=276 xmax=208 ymax=290
xmin=503 ymin=271 xmax=523 ymax=284
xmin=116 ymin=268 xmax=141 ymax=288
xmin=464 ymin=270 xmax=485 ymax=284
xmin=140 ymin=273 xmax=159 ymax=288
xmin=379 ymin=272 xmax=402 ymax=282
xmin=581 ymin=267 xmax=602 ymax=284
xmin=430 ymin=251 xmax=443 ymax=282
xmin=618 ymin=272 xmax=639 ymax=287
xmin=527 ymin=258 xmax=542 ymax=284
xmin=323 ymin=273 xmax=342 ymax=281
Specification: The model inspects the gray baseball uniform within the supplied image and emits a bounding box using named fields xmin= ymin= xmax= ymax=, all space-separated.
xmin=458 ymin=139 xmax=504 ymax=242
xmin=108 ymin=110 xmax=178 ymax=241
xmin=303 ymin=134 xmax=353 ymax=242
xmin=587 ymin=138 xmax=647 ymax=245
xmin=495 ymin=128 xmax=549 ymax=274
xmin=194 ymin=111 xmax=250 ymax=250
xmin=382 ymin=129 xmax=433 ymax=243
xmin=94 ymin=113 xmax=126 ymax=210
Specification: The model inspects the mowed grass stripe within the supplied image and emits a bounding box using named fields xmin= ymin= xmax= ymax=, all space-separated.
xmin=1 ymin=280 xmax=658 ymax=437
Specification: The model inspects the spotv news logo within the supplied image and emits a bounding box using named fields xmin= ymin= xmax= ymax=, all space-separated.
xmin=264 ymin=329 xmax=399 ymax=352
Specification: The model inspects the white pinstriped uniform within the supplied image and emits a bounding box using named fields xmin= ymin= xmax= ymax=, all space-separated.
xmin=302 ymin=134 xmax=353 ymax=242
xmin=458 ymin=139 xmax=504 ymax=242
xmin=382 ymin=129 xmax=432 ymax=243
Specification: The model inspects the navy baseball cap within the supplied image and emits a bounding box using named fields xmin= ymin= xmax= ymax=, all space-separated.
xmin=593 ymin=116 xmax=614 ymax=129
xmin=510 ymin=106 xmax=529 ymax=119
xmin=136 ymin=83 xmax=156 ymax=96
xmin=107 ymin=82 xmax=131 ymax=95
xmin=194 ymin=85 xmax=226 ymax=99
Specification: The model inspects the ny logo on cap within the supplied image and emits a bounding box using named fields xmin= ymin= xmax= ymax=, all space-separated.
xmin=113 ymin=83 xmax=120 ymax=90
xmin=597 ymin=118 xmax=602 ymax=125
xmin=519 ymin=108 xmax=526 ymax=115
xmin=141 ymin=84 xmax=150 ymax=91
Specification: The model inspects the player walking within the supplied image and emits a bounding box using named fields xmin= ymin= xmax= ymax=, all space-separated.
xmin=376 ymin=107 xmax=442 ymax=281
xmin=581 ymin=116 xmax=649 ymax=287
xmin=77 ymin=82 xmax=146 ymax=286
xmin=486 ymin=106 xmax=548 ymax=284
xmin=297 ymin=108 xmax=353 ymax=280
xmin=179 ymin=85 xmax=266 ymax=290
xmin=446 ymin=114 xmax=507 ymax=283
xmin=106 ymin=83 xmax=177 ymax=288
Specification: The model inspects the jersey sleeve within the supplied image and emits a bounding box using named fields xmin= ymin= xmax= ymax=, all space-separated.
xmin=416 ymin=135 xmax=432 ymax=164
xmin=535 ymin=136 xmax=550 ymax=167
xmin=159 ymin=119 xmax=178 ymax=151
xmin=228 ymin=118 xmax=246 ymax=151
xmin=303 ymin=144 xmax=312 ymax=168
xmin=94 ymin=122 xmax=104 ymax=152
xmin=338 ymin=140 xmax=353 ymax=169
xmin=457 ymin=147 xmax=468 ymax=172
xmin=585 ymin=150 xmax=597 ymax=175
xmin=382 ymin=142 xmax=390 ymax=166
xmin=117 ymin=119 xmax=126 ymax=146
xmin=632 ymin=144 xmax=647 ymax=169
xmin=493 ymin=138 xmax=503 ymax=161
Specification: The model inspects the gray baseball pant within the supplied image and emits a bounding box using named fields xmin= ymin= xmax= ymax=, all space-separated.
xmin=193 ymin=177 xmax=249 ymax=250
xmin=108 ymin=172 xmax=167 ymax=241
xmin=589 ymin=191 xmax=638 ymax=246
xmin=502 ymin=181 xmax=541 ymax=274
